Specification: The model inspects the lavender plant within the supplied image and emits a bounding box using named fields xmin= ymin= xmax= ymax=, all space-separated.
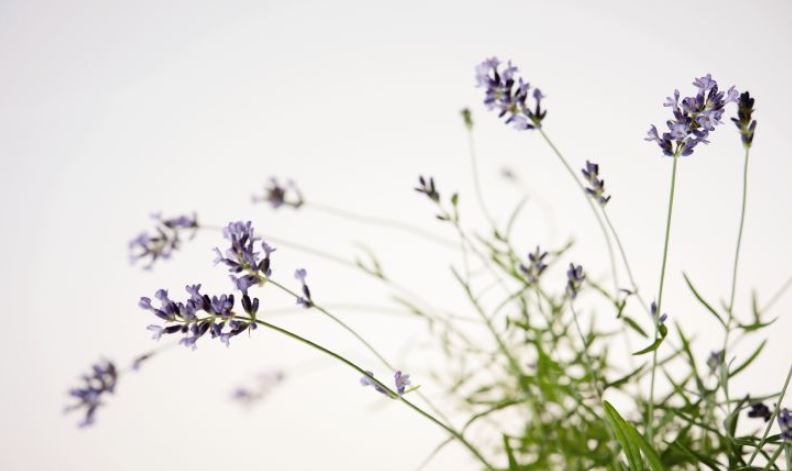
xmin=66 ymin=57 xmax=792 ymax=470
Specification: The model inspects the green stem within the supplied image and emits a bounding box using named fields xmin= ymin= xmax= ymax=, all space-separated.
xmin=648 ymin=151 xmax=681 ymax=443
xmin=466 ymin=128 xmax=497 ymax=229
xmin=727 ymin=146 xmax=751 ymax=316
xmin=243 ymin=316 xmax=496 ymax=471
xmin=748 ymin=363 xmax=792 ymax=466
xmin=601 ymin=210 xmax=651 ymax=313
xmin=538 ymin=129 xmax=620 ymax=293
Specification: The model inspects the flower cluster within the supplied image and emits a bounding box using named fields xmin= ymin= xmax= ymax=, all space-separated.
xmin=646 ymin=74 xmax=738 ymax=157
xmin=707 ymin=350 xmax=724 ymax=375
xmin=519 ymin=246 xmax=548 ymax=285
xmin=129 ymin=213 xmax=199 ymax=269
xmin=566 ymin=263 xmax=585 ymax=299
xmin=581 ymin=161 xmax=611 ymax=206
xmin=731 ymin=91 xmax=757 ymax=147
xmin=650 ymin=301 xmax=668 ymax=324
xmin=252 ymin=177 xmax=304 ymax=210
xmin=294 ymin=268 xmax=313 ymax=308
xmin=213 ymin=221 xmax=276 ymax=293
xmin=779 ymin=408 xmax=792 ymax=442
xmin=65 ymin=360 xmax=118 ymax=427
xmin=476 ymin=57 xmax=546 ymax=130
xmin=139 ymin=284 xmax=259 ymax=349
xmin=747 ymin=402 xmax=772 ymax=422
xmin=360 ymin=370 xmax=412 ymax=397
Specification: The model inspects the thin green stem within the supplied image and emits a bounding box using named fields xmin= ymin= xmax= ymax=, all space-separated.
xmin=601 ymin=210 xmax=650 ymax=313
xmin=648 ymin=151 xmax=680 ymax=443
xmin=243 ymin=316 xmax=496 ymax=471
xmin=748 ymin=363 xmax=792 ymax=466
xmin=728 ymin=146 xmax=751 ymax=316
xmin=466 ymin=128 xmax=497 ymax=229
xmin=538 ymin=129 xmax=620 ymax=293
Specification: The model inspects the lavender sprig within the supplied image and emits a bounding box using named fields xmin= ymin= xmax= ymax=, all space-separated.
xmin=566 ymin=263 xmax=585 ymax=299
xmin=581 ymin=161 xmax=611 ymax=206
xmin=213 ymin=221 xmax=276 ymax=294
xmin=519 ymin=246 xmax=548 ymax=285
xmin=779 ymin=408 xmax=792 ymax=441
xmin=645 ymin=74 xmax=738 ymax=157
xmin=475 ymin=57 xmax=546 ymax=130
xmin=294 ymin=268 xmax=313 ymax=308
xmin=252 ymin=177 xmax=304 ymax=210
xmin=129 ymin=213 xmax=198 ymax=269
xmin=731 ymin=91 xmax=757 ymax=147
xmin=360 ymin=370 xmax=412 ymax=397
xmin=65 ymin=360 xmax=117 ymax=427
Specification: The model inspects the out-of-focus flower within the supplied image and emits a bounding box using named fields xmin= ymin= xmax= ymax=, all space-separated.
xmin=747 ymin=402 xmax=772 ymax=422
xmin=361 ymin=370 xmax=413 ymax=397
xmin=139 ymin=284 xmax=257 ymax=350
xmin=129 ymin=213 xmax=199 ymax=269
xmin=566 ymin=263 xmax=585 ymax=299
xmin=731 ymin=91 xmax=757 ymax=147
xmin=65 ymin=360 xmax=117 ymax=427
xmin=294 ymin=268 xmax=313 ymax=308
xmin=581 ymin=161 xmax=611 ymax=206
xmin=414 ymin=176 xmax=440 ymax=202
xmin=778 ymin=408 xmax=792 ymax=441
xmin=232 ymin=370 xmax=286 ymax=407
xmin=645 ymin=74 xmax=738 ymax=157
xmin=252 ymin=177 xmax=304 ymax=210
xmin=649 ymin=301 xmax=668 ymax=324
xmin=476 ymin=57 xmax=546 ymax=130
xmin=707 ymin=350 xmax=724 ymax=375
xmin=460 ymin=108 xmax=473 ymax=130
xmin=519 ymin=246 xmax=548 ymax=285
xmin=394 ymin=371 xmax=411 ymax=395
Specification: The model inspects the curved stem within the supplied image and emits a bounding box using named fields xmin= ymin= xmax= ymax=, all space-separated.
xmin=727 ymin=146 xmax=751 ymax=317
xmin=244 ymin=316 xmax=496 ymax=470
xmin=602 ymin=210 xmax=651 ymax=313
xmin=538 ymin=129 xmax=620 ymax=293
xmin=466 ymin=128 xmax=497 ymax=229
xmin=647 ymin=151 xmax=680 ymax=442
xmin=305 ymin=201 xmax=457 ymax=249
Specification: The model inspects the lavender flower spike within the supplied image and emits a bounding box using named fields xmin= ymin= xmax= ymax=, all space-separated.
xmin=731 ymin=91 xmax=757 ymax=147
xmin=65 ymin=360 xmax=118 ymax=427
xmin=252 ymin=177 xmax=304 ymax=210
xmin=294 ymin=268 xmax=313 ymax=308
xmin=581 ymin=161 xmax=611 ymax=206
xmin=645 ymin=74 xmax=738 ymax=157
xmin=476 ymin=57 xmax=546 ymax=130
xmin=747 ymin=402 xmax=772 ymax=422
xmin=566 ymin=263 xmax=585 ymax=299
xmin=519 ymin=246 xmax=548 ymax=285
xmin=779 ymin=408 xmax=792 ymax=441
xmin=214 ymin=221 xmax=276 ymax=293
xmin=129 ymin=212 xmax=199 ymax=269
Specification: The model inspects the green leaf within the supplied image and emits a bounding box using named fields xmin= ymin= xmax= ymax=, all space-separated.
xmin=603 ymin=401 xmax=666 ymax=471
xmin=623 ymin=315 xmax=649 ymax=338
xmin=502 ymin=434 xmax=519 ymax=470
xmin=729 ymin=340 xmax=766 ymax=378
xmin=633 ymin=324 xmax=668 ymax=356
xmin=683 ymin=273 xmax=727 ymax=328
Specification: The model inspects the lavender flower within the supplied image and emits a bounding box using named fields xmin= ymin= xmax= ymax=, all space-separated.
xmin=707 ymin=350 xmax=724 ymax=375
xmin=252 ymin=177 xmax=304 ymax=210
xmin=65 ymin=360 xmax=117 ymax=427
xmin=747 ymin=402 xmax=772 ymax=422
xmin=139 ymin=284 xmax=258 ymax=350
xmin=779 ymin=408 xmax=792 ymax=441
xmin=415 ymin=176 xmax=440 ymax=202
xmin=731 ymin=91 xmax=757 ymax=147
xmin=645 ymin=74 xmax=738 ymax=156
xmin=581 ymin=161 xmax=611 ymax=206
xmin=232 ymin=370 xmax=286 ymax=407
xmin=476 ymin=57 xmax=546 ymax=130
xmin=649 ymin=301 xmax=668 ymax=324
xmin=519 ymin=246 xmax=548 ymax=285
xmin=566 ymin=263 xmax=585 ymax=299
xmin=360 ymin=370 xmax=413 ymax=397
xmin=294 ymin=268 xmax=313 ymax=308
xmin=214 ymin=221 xmax=276 ymax=293
xmin=129 ymin=212 xmax=199 ymax=269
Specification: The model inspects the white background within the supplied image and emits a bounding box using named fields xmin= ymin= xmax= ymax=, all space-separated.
xmin=2 ymin=0 xmax=792 ymax=469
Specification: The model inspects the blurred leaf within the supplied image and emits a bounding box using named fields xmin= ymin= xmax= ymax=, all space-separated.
xmin=633 ymin=324 xmax=668 ymax=356
xmin=683 ymin=273 xmax=727 ymax=328
xmin=603 ymin=401 xmax=666 ymax=471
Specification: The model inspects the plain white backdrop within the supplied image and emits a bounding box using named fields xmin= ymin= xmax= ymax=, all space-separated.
xmin=2 ymin=0 xmax=792 ymax=469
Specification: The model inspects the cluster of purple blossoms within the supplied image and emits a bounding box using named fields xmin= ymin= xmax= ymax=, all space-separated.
xmin=581 ymin=161 xmax=611 ymax=206
xmin=566 ymin=263 xmax=585 ymax=299
xmin=360 ymin=370 xmax=412 ymax=397
xmin=519 ymin=246 xmax=548 ymax=285
xmin=213 ymin=221 xmax=276 ymax=294
xmin=649 ymin=301 xmax=668 ymax=324
xmin=252 ymin=177 xmax=304 ymax=210
xmin=65 ymin=360 xmax=117 ymax=427
xmin=476 ymin=57 xmax=546 ymax=130
xmin=129 ymin=213 xmax=199 ymax=269
xmin=139 ymin=284 xmax=259 ymax=349
xmin=645 ymin=74 xmax=739 ymax=157
xmin=294 ymin=268 xmax=313 ymax=308
xmin=779 ymin=408 xmax=792 ymax=441
xmin=747 ymin=402 xmax=772 ymax=422
xmin=706 ymin=350 xmax=724 ymax=375
xmin=731 ymin=91 xmax=757 ymax=147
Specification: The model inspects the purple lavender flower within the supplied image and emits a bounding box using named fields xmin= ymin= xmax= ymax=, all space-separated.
xmin=252 ymin=177 xmax=304 ymax=210
xmin=476 ymin=57 xmax=546 ymax=130
xmin=779 ymin=408 xmax=792 ymax=441
xmin=645 ymin=74 xmax=738 ymax=157
xmin=649 ymin=301 xmax=668 ymax=324
xmin=361 ymin=370 xmax=413 ymax=397
xmin=519 ymin=246 xmax=548 ymax=285
xmin=731 ymin=91 xmax=757 ymax=147
xmin=65 ymin=360 xmax=117 ymax=427
xmin=581 ymin=161 xmax=611 ymax=206
xmin=566 ymin=263 xmax=585 ymax=299
xmin=394 ymin=371 xmax=411 ymax=395
xmin=129 ymin=212 xmax=199 ymax=269
xmin=294 ymin=268 xmax=313 ymax=308
xmin=214 ymin=221 xmax=276 ymax=293
xmin=707 ymin=350 xmax=724 ymax=375
xmin=747 ymin=402 xmax=772 ymax=422
xmin=360 ymin=371 xmax=388 ymax=395
xmin=139 ymin=284 xmax=257 ymax=349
